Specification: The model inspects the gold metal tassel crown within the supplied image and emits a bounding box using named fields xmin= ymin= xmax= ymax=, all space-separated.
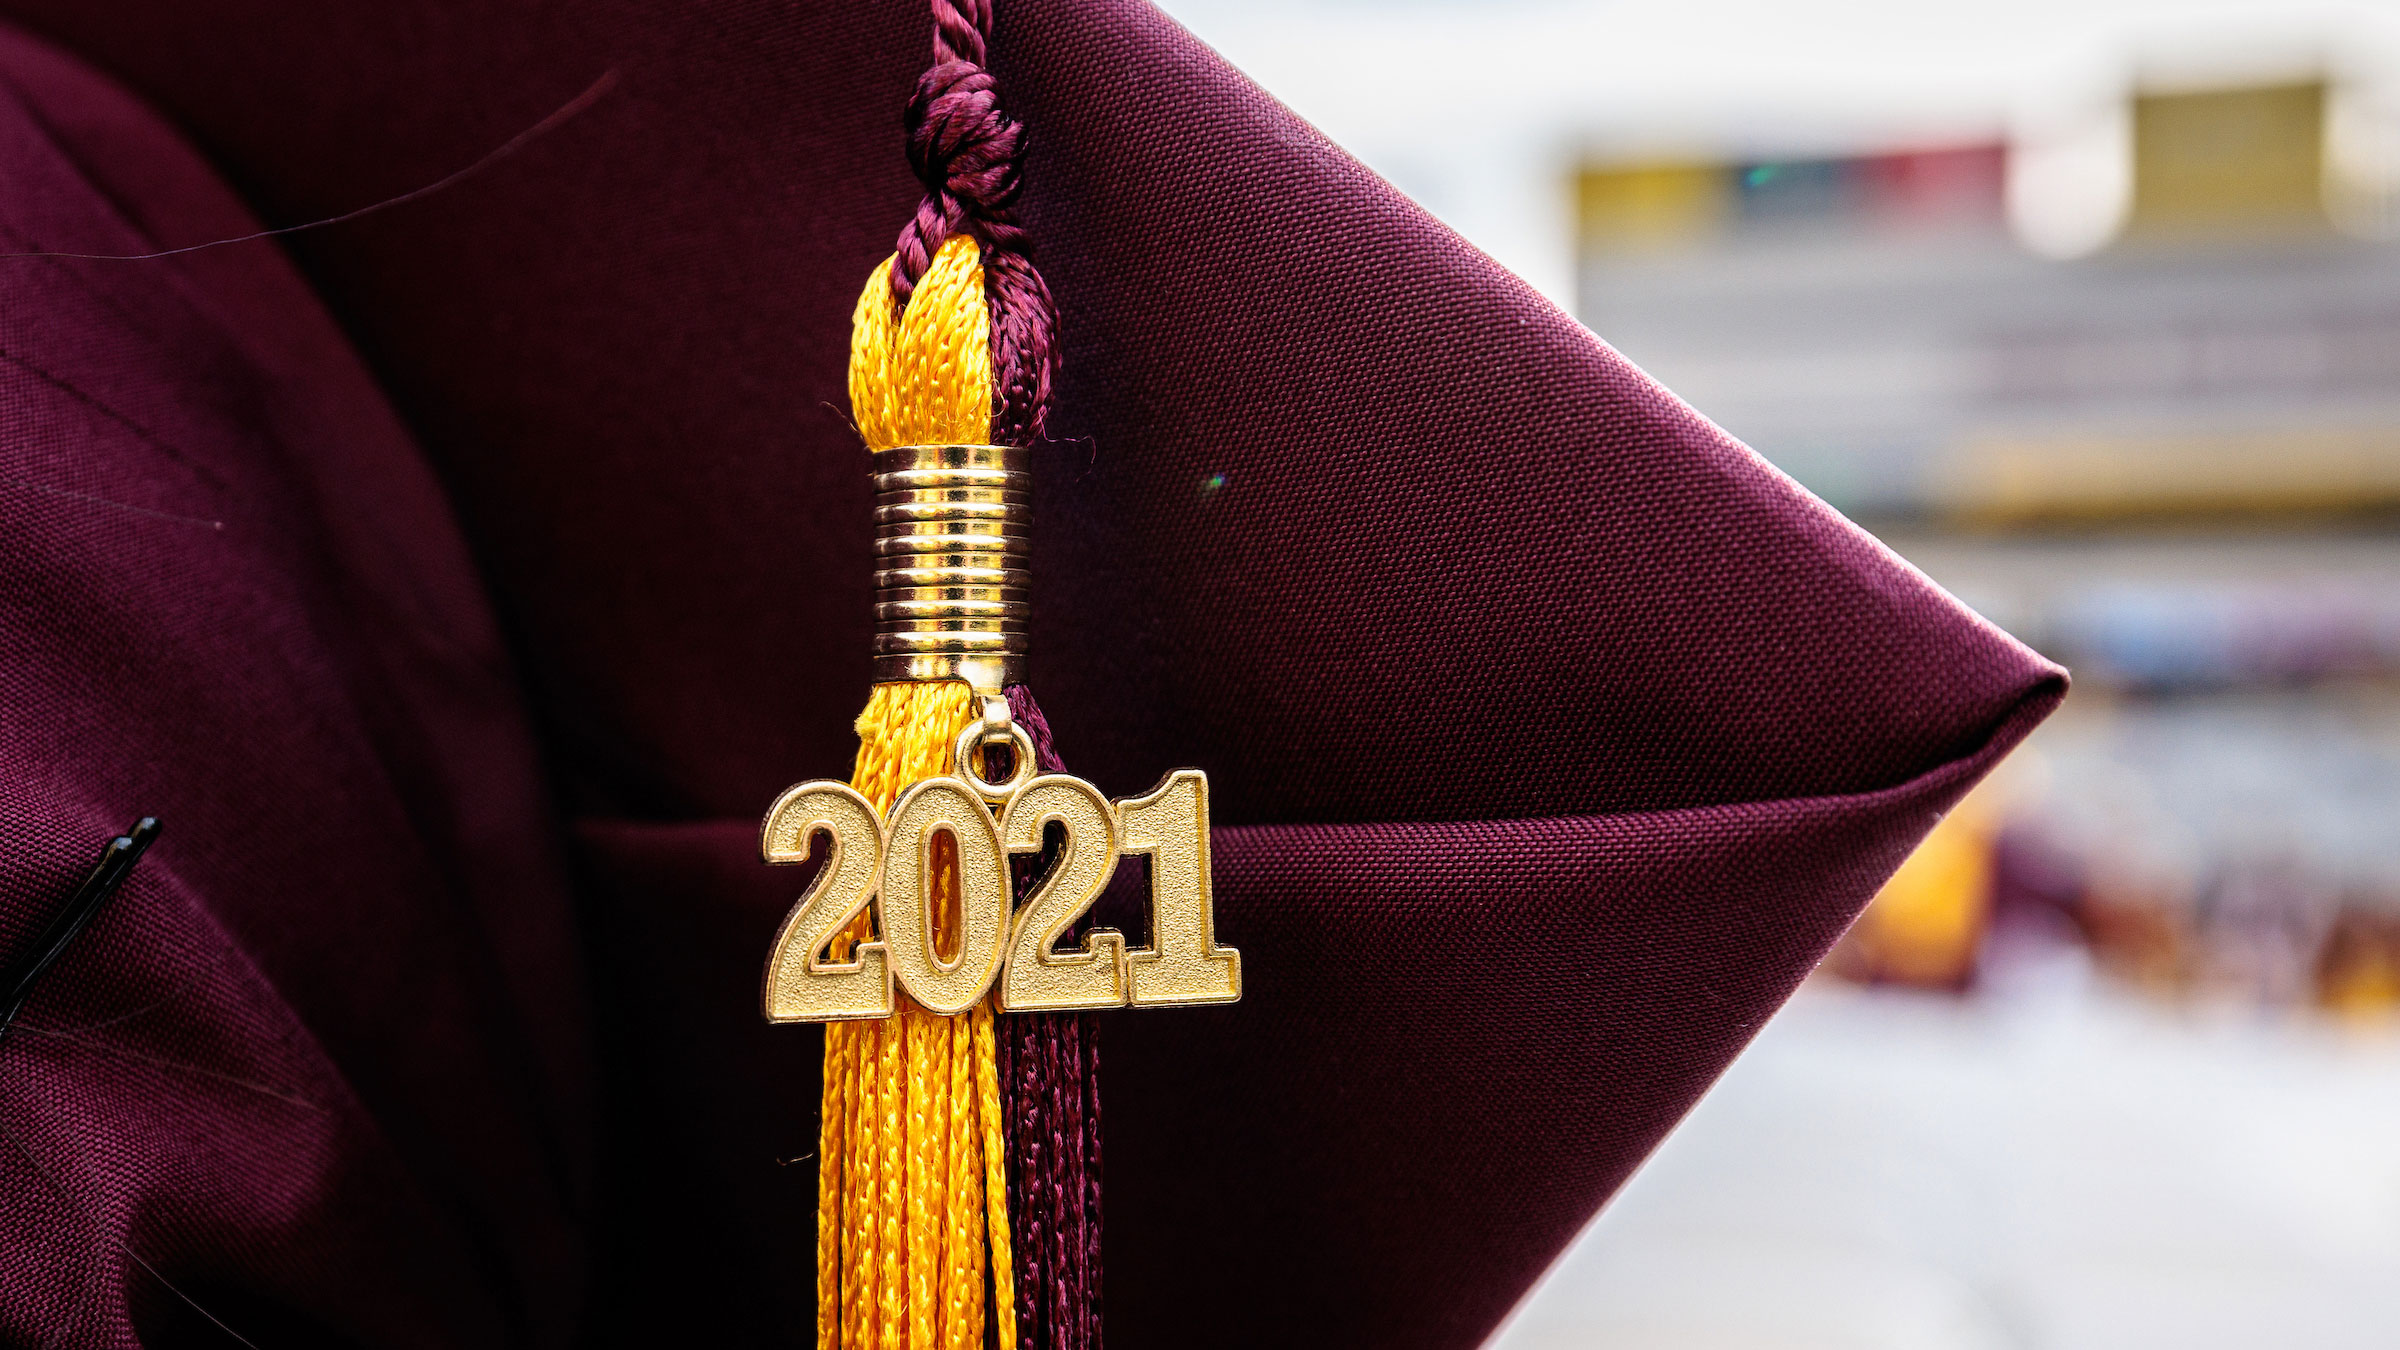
xmin=872 ymin=443 xmax=1030 ymax=692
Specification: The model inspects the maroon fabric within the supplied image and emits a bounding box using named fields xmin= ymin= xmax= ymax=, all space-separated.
xmin=0 ymin=1 xmax=2066 ymax=1347
xmin=0 ymin=26 xmax=587 ymax=1347
xmin=575 ymin=704 xmax=2053 ymax=1348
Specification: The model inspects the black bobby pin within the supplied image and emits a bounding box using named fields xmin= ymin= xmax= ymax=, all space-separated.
xmin=0 ymin=818 xmax=159 ymax=1046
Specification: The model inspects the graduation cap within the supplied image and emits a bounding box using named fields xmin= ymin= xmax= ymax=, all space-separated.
xmin=0 ymin=0 xmax=2061 ymax=1345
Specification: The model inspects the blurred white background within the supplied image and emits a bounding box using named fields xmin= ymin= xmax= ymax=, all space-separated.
xmin=1154 ymin=0 xmax=2400 ymax=302
xmin=1150 ymin=2 xmax=2400 ymax=1346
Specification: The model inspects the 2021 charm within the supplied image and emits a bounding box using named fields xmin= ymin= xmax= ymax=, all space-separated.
xmin=759 ymin=766 xmax=1241 ymax=1022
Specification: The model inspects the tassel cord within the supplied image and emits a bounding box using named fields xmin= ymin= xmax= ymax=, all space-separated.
xmin=819 ymin=0 xmax=1074 ymax=1340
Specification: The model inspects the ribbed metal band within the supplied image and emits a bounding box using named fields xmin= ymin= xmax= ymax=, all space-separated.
xmin=872 ymin=444 xmax=1031 ymax=691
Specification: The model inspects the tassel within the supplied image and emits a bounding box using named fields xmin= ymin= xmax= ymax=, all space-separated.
xmin=818 ymin=2 xmax=1092 ymax=1345
xmin=820 ymin=241 xmax=1017 ymax=1350
xmin=998 ymin=690 xmax=1104 ymax=1350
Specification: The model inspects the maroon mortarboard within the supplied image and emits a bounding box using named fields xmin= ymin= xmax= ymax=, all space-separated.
xmin=0 ymin=1 xmax=2061 ymax=1347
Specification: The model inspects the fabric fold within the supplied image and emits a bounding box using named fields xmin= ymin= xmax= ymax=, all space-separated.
xmin=572 ymin=666 xmax=2057 ymax=1348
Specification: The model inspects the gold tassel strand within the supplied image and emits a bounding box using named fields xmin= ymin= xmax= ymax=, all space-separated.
xmin=820 ymin=235 xmax=1018 ymax=1350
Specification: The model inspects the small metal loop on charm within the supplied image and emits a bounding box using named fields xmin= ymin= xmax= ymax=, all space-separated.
xmin=954 ymin=718 xmax=1038 ymax=803
xmin=873 ymin=444 xmax=1031 ymax=694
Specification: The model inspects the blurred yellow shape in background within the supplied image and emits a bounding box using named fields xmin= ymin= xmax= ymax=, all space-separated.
xmin=1574 ymin=161 xmax=1729 ymax=254
xmin=2130 ymin=81 xmax=2328 ymax=237
xmin=1836 ymin=790 xmax=1997 ymax=990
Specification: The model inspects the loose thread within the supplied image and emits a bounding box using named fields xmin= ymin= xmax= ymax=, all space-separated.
xmin=0 ymin=1117 xmax=262 ymax=1350
xmin=0 ymin=71 xmax=620 ymax=264
xmin=0 ymin=824 xmax=246 ymax=1346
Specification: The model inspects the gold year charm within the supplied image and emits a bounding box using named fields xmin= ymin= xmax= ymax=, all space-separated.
xmin=760 ymin=770 xmax=1241 ymax=1022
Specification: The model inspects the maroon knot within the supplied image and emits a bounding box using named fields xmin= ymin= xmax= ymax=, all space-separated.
xmin=899 ymin=62 xmax=1025 ymax=257
xmin=890 ymin=0 xmax=1056 ymax=446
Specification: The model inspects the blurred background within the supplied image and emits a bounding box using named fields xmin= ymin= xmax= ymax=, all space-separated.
xmin=1152 ymin=1 xmax=2400 ymax=1346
